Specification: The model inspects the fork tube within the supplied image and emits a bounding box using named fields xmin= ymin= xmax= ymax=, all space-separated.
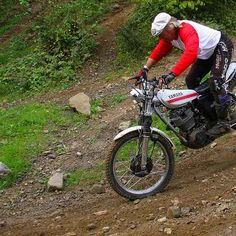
xmin=141 ymin=135 xmax=149 ymax=170
xmin=141 ymin=100 xmax=152 ymax=170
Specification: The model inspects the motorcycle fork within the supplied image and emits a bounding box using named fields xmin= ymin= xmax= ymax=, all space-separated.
xmin=139 ymin=114 xmax=152 ymax=171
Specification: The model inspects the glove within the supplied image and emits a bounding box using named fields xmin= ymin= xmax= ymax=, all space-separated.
xmin=161 ymin=72 xmax=176 ymax=85
xmin=135 ymin=66 xmax=149 ymax=85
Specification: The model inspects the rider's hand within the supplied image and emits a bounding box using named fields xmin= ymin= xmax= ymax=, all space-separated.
xmin=161 ymin=72 xmax=176 ymax=85
xmin=135 ymin=66 xmax=149 ymax=85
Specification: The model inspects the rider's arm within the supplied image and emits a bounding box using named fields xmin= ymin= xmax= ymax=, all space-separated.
xmin=145 ymin=39 xmax=173 ymax=70
xmin=171 ymin=23 xmax=199 ymax=76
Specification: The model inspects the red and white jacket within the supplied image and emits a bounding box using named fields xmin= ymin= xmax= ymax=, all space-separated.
xmin=149 ymin=20 xmax=221 ymax=76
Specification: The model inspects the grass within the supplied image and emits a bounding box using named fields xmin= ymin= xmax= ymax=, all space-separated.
xmin=66 ymin=162 xmax=104 ymax=186
xmin=0 ymin=0 xmax=115 ymax=98
xmin=91 ymin=99 xmax=103 ymax=117
xmin=0 ymin=102 xmax=87 ymax=189
xmin=0 ymin=0 xmax=28 ymax=35
xmin=110 ymin=94 xmax=129 ymax=106
xmin=0 ymin=13 xmax=28 ymax=35
xmin=0 ymin=35 xmax=32 ymax=65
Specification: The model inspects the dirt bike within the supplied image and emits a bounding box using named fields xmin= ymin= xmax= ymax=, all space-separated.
xmin=105 ymin=61 xmax=236 ymax=200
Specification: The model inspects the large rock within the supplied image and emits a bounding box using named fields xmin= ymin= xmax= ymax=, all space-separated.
xmin=69 ymin=93 xmax=91 ymax=116
xmin=0 ymin=162 xmax=11 ymax=178
xmin=47 ymin=171 xmax=64 ymax=191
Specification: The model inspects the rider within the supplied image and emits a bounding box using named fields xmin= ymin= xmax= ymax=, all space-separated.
xmin=136 ymin=12 xmax=234 ymax=136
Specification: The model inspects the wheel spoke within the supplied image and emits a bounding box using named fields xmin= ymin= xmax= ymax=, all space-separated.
xmin=129 ymin=177 xmax=143 ymax=189
xmin=108 ymin=134 xmax=174 ymax=198
xmin=124 ymin=174 xmax=136 ymax=187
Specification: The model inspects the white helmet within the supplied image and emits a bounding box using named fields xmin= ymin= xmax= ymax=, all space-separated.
xmin=151 ymin=12 xmax=171 ymax=36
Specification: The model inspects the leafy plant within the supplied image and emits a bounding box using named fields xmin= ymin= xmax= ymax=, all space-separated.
xmin=91 ymin=99 xmax=103 ymax=116
xmin=19 ymin=0 xmax=29 ymax=6
xmin=110 ymin=94 xmax=128 ymax=106
xmin=0 ymin=0 xmax=113 ymax=95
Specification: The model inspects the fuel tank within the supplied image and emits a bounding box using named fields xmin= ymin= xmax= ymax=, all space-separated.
xmin=157 ymin=89 xmax=199 ymax=108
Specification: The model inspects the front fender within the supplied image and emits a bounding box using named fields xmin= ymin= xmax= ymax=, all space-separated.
xmin=114 ymin=126 xmax=175 ymax=149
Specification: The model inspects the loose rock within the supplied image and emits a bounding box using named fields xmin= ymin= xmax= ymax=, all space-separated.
xmin=0 ymin=220 xmax=6 ymax=227
xmin=181 ymin=207 xmax=191 ymax=216
xmin=157 ymin=217 xmax=167 ymax=223
xmin=210 ymin=142 xmax=217 ymax=148
xmin=69 ymin=93 xmax=91 ymax=116
xmin=102 ymin=226 xmax=110 ymax=233
xmin=216 ymin=203 xmax=230 ymax=212
xmin=47 ymin=171 xmax=64 ymax=191
xmin=167 ymin=206 xmax=181 ymax=219
xmin=231 ymin=186 xmax=236 ymax=193
xmin=146 ymin=214 xmax=155 ymax=221
xmin=48 ymin=152 xmax=57 ymax=159
xmin=130 ymin=224 xmax=136 ymax=229
xmin=133 ymin=199 xmax=140 ymax=205
xmin=76 ymin=152 xmax=82 ymax=157
xmin=86 ymin=223 xmax=97 ymax=230
xmin=179 ymin=151 xmax=187 ymax=157
xmin=118 ymin=121 xmax=131 ymax=131
xmin=93 ymin=210 xmax=108 ymax=216
xmin=63 ymin=232 xmax=77 ymax=236
xmin=113 ymin=3 xmax=120 ymax=10
xmin=0 ymin=162 xmax=11 ymax=178
xmin=90 ymin=184 xmax=105 ymax=194
xmin=171 ymin=198 xmax=180 ymax=206
xmin=164 ymin=228 xmax=172 ymax=234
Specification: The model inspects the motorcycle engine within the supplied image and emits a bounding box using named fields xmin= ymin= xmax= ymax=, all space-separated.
xmin=170 ymin=107 xmax=195 ymax=132
xmin=170 ymin=106 xmax=212 ymax=149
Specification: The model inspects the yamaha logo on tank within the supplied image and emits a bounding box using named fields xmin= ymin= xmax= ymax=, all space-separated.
xmin=168 ymin=92 xmax=183 ymax=99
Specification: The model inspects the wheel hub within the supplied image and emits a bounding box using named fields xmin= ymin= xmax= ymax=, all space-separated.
xmin=130 ymin=156 xmax=153 ymax=177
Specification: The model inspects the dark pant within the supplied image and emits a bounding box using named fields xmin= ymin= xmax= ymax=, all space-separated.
xmin=186 ymin=33 xmax=234 ymax=104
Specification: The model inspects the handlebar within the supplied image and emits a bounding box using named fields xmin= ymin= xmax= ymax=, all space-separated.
xmin=129 ymin=76 xmax=164 ymax=90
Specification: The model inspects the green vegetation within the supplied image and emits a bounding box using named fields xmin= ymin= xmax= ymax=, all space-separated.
xmin=0 ymin=13 xmax=28 ymax=35
xmin=91 ymin=99 xmax=103 ymax=117
xmin=0 ymin=0 xmax=114 ymax=97
xmin=0 ymin=0 xmax=29 ymax=35
xmin=66 ymin=162 xmax=104 ymax=186
xmin=110 ymin=94 xmax=129 ymax=106
xmin=0 ymin=102 xmax=87 ymax=189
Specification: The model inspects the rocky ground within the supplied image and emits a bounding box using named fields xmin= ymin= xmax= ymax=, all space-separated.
xmin=0 ymin=4 xmax=236 ymax=236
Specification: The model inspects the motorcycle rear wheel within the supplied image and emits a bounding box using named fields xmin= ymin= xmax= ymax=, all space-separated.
xmin=105 ymin=130 xmax=175 ymax=200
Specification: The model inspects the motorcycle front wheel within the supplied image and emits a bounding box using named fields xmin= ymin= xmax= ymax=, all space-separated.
xmin=105 ymin=130 xmax=175 ymax=200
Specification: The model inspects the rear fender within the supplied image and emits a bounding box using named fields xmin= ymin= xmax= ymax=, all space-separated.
xmin=114 ymin=126 xmax=175 ymax=149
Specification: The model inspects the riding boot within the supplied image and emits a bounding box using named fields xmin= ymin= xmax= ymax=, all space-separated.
xmin=207 ymin=102 xmax=231 ymax=136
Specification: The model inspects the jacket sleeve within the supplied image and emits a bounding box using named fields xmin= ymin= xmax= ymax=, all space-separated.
xmin=149 ymin=39 xmax=173 ymax=61
xmin=171 ymin=23 xmax=199 ymax=76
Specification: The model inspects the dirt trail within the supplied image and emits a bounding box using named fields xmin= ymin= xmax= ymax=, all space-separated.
xmin=1 ymin=4 xmax=236 ymax=236
xmin=1 ymin=134 xmax=236 ymax=236
xmin=0 ymin=3 xmax=42 ymax=44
